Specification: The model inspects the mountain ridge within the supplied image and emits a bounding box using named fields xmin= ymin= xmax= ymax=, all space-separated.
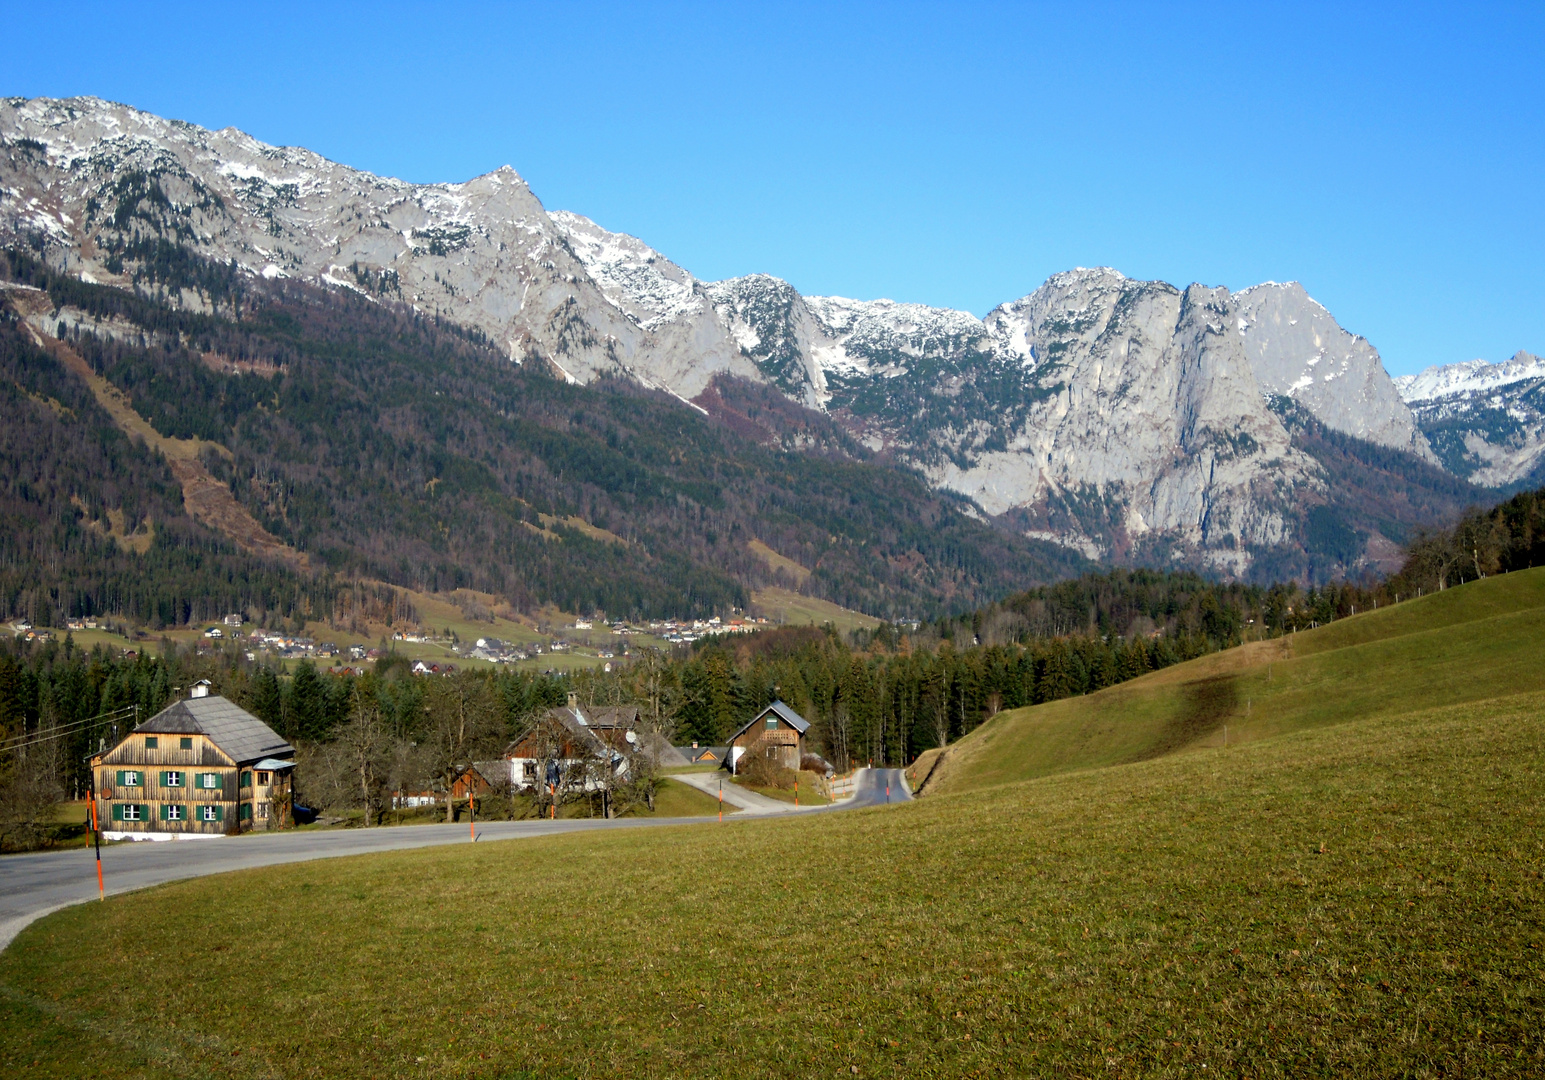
xmin=0 ymin=95 xmax=1482 ymax=581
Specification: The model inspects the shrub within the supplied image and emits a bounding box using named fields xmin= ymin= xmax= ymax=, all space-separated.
xmin=738 ymin=751 xmax=798 ymax=790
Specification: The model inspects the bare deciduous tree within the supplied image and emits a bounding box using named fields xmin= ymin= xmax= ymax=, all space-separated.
xmin=422 ymin=672 xmax=504 ymax=822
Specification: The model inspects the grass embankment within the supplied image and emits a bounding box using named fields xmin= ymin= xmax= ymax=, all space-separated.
xmin=918 ymin=567 xmax=1545 ymax=796
xmin=3 ymin=691 xmax=1542 ymax=1077
xmin=732 ymin=770 xmax=833 ymax=806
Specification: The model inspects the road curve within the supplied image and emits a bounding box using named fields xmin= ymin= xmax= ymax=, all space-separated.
xmin=0 ymin=768 xmax=911 ymax=952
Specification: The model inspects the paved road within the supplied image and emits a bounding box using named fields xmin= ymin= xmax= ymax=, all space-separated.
xmin=0 ymin=768 xmax=911 ymax=951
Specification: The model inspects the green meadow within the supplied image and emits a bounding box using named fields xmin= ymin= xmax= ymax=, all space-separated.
xmin=2 ymin=573 xmax=1543 ymax=1078
xmin=914 ymin=566 xmax=1545 ymax=796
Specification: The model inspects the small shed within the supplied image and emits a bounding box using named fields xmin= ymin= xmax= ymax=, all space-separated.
xmin=725 ymin=701 xmax=810 ymax=775
xmin=451 ymin=764 xmax=498 ymax=799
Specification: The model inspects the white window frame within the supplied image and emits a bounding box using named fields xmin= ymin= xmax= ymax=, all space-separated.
xmin=122 ymin=804 xmax=141 ymax=821
xmin=199 ymin=773 xmax=219 ymax=789
xmin=200 ymin=805 xmax=219 ymax=822
xmin=166 ymin=805 xmax=183 ymax=821
xmin=257 ymin=771 xmax=270 ymax=786
xmin=165 ymin=771 xmax=184 ymax=788
xmin=122 ymin=771 xmax=141 ymax=787
xmin=257 ymin=802 xmax=269 ymax=819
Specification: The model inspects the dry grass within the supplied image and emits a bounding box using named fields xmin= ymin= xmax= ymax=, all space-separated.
xmin=749 ymin=586 xmax=880 ymax=635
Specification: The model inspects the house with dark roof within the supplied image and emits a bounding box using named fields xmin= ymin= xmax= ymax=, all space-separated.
xmin=724 ymin=701 xmax=811 ymax=775
xmin=678 ymin=743 xmax=728 ymax=766
xmin=90 ymin=684 xmax=295 ymax=839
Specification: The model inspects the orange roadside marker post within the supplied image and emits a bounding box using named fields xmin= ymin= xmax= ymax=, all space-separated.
xmin=549 ymin=782 xmax=555 ymax=821
xmin=794 ymin=777 xmax=798 ymax=807
xmin=88 ymin=788 xmax=104 ymax=900
xmin=718 ymin=780 xmax=723 ymax=823
xmin=469 ymin=789 xmax=476 ymax=841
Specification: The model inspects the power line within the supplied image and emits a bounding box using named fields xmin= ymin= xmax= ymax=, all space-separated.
xmin=0 ymin=705 xmax=137 ymax=754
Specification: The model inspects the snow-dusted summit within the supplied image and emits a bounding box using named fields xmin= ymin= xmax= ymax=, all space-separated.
xmin=1 ymin=96 xmax=1458 ymax=576
xmin=1395 ymin=352 xmax=1545 ymax=488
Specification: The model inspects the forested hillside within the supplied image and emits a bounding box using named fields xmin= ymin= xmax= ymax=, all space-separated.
xmin=0 ymin=246 xmax=1087 ymax=628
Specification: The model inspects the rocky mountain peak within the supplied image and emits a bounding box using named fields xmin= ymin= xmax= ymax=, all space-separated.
xmin=0 ymin=96 xmax=1467 ymax=580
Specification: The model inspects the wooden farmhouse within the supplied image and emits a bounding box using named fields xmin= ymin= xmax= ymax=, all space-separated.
xmin=91 ymin=684 xmax=295 ymax=840
xmin=498 ymin=694 xmax=635 ymax=791
xmin=725 ymin=701 xmax=810 ymax=774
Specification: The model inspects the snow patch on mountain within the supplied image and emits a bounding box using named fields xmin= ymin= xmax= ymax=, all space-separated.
xmin=1395 ymin=351 xmax=1545 ymax=403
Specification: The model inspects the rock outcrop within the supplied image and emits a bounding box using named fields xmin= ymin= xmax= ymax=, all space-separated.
xmin=1 ymin=95 xmax=1451 ymax=576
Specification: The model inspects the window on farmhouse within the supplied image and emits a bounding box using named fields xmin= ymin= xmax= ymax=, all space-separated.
xmin=199 ymin=773 xmax=219 ymax=789
xmin=165 ymin=771 xmax=184 ymax=787
xmin=167 ymin=805 xmax=183 ymax=821
xmin=257 ymin=771 xmax=270 ymax=785
xmin=258 ymin=802 xmax=269 ymax=819
xmin=180 ymin=737 xmax=193 ymax=750
xmin=122 ymin=804 xmax=141 ymax=821
xmin=145 ymin=737 xmax=158 ymax=750
xmin=765 ymin=717 xmax=778 ymax=730
xmin=200 ymin=806 xmax=219 ymax=822
xmin=122 ymin=771 xmax=140 ymax=787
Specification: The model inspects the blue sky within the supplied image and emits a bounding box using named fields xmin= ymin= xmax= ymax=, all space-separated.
xmin=6 ymin=1 xmax=1542 ymax=374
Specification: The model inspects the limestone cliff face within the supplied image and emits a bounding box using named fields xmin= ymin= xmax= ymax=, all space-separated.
xmin=1 ymin=96 xmax=1451 ymax=576
xmin=1235 ymin=281 xmax=1434 ymax=461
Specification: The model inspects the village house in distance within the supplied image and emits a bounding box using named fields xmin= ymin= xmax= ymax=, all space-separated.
xmin=91 ymin=682 xmax=295 ymax=840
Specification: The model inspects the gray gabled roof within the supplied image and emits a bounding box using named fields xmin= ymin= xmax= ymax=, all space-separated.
xmin=726 ymin=700 xmax=811 ymax=744
xmin=134 ymin=695 xmax=293 ymax=766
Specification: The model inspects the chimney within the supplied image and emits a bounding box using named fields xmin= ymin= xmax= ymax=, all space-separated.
xmin=567 ymin=692 xmax=578 ymax=709
xmin=191 ymin=680 xmax=211 ymax=699
xmin=692 ymin=741 xmax=698 ymax=748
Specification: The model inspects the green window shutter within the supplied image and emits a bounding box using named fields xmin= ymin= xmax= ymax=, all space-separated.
xmin=214 ymin=773 xmax=224 ymax=790
xmin=241 ymin=771 xmax=251 ymax=787
xmin=216 ymin=804 xmax=225 ymax=822
xmin=159 ymin=772 xmax=167 ymax=787
xmin=115 ymin=770 xmax=124 ymax=786
xmin=112 ymin=803 xmax=123 ymax=821
xmin=159 ymin=804 xmax=168 ymax=821
xmin=140 ymin=805 xmax=149 ymax=821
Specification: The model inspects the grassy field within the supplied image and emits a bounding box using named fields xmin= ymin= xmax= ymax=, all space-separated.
xmin=3 ymin=691 xmax=1541 ymax=1077
xmin=4 ymin=573 xmax=1544 ymax=1077
xmin=750 ymin=586 xmax=881 ymax=636
xmin=913 ymin=567 xmax=1545 ymax=797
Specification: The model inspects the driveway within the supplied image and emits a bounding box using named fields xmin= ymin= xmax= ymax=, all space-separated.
xmin=0 ymin=767 xmax=911 ymax=951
